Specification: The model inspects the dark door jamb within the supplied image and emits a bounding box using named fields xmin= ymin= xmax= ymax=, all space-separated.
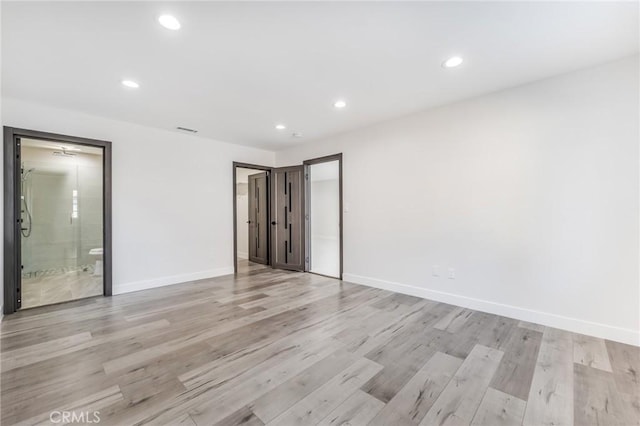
xmin=232 ymin=162 xmax=272 ymax=274
xmin=3 ymin=127 xmax=112 ymax=314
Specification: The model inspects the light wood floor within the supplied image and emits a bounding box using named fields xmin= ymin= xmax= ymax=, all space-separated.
xmin=1 ymin=266 xmax=638 ymax=425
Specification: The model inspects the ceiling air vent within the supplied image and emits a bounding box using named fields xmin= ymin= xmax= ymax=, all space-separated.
xmin=176 ymin=126 xmax=198 ymax=133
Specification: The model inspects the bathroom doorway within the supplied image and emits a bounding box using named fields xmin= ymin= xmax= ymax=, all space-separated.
xmin=4 ymin=128 xmax=112 ymax=313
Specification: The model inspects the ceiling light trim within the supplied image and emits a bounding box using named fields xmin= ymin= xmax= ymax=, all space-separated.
xmin=158 ymin=14 xmax=181 ymax=30
xmin=121 ymin=80 xmax=140 ymax=88
xmin=333 ymin=100 xmax=347 ymax=109
xmin=443 ymin=56 xmax=464 ymax=68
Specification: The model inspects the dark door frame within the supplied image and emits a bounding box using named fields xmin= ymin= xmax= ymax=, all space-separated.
xmin=232 ymin=162 xmax=272 ymax=274
xmin=303 ymin=153 xmax=343 ymax=280
xmin=3 ymin=127 xmax=112 ymax=314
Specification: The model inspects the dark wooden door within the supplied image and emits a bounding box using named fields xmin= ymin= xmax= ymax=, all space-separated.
xmin=248 ymin=172 xmax=268 ymax=264
xmin=270 ymin=166 xmax=305 ymax=271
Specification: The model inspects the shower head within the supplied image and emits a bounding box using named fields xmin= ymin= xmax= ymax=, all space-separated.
xmin=53 ymin=148 xmax=76 ymax=157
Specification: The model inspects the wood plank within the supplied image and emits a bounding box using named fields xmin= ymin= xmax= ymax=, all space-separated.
xmin=267 ymin=357 xmax=384 ymax=426
xmin=250 ymin=349 xmax=357 ymax=422
xmin=471 ymin=387 xmax=526 ymax=426
xmin=518 ymin=321 xmax=546 ymax=333
xmin=344 ymin=300 xmax=436 ymax=357
xmin=522 ymin=328 xmax=574 ymax=426
xmin=361 ymin=304 xmax=452 ymax=403
xmin=213 ymin=406 xmax=264 ymax=426
xmin=433 ymin=307 xmax=474 ymax=333
xmin=605 ymin=339 xmax=640 ymax=397
xmin=369 ymin=352 xmax=463 ymax=425
xmin=176 ymin=415 xmax=198 ymax=426
xmin=183 ymin=342 xmax=346 ymax=425
xmin=4 ymin=319 xmax=171 ymax=372
xmin=14 ymin=385 xmax=123 ymax=426
xmin=490 ymin=326 xmax=542 ymax=400
xmin=574 ymin=363 xmax=635 ymax=426
xmin=420 ymin=344 xmax=504 ymax=426
xmin=101 ymin=287 xmax=348 ymax=375
xmin=179 ymin=301 xmax=378 ymax=392
xmin=370 ymin=293 xmax=419 ymax=313
xmin=620 ymin=392 xmax=640 ymax=426
xmin=1 ymin=331 xmax=93 ymax=371
xmin=573 ymin=334 xmax=613 ymax=372
xmin=317 ymin=390 xmax=385 ymax=426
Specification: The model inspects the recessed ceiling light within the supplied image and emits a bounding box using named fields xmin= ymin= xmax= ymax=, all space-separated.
xmin=158 ymin=14 xmax=181 ymax=30
xmin=334 ymin=100 xmax=347 ymax=109
xmin=443 ymin=56 xmax=463 ymax=68
xmin=121 ymin=80 xmax=139 ymax=88
xmin=275 ymin=124 xmax=287 ymax=130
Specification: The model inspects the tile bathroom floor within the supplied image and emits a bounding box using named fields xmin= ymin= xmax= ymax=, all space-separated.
xmin=21 ymin=269 xmax=103 ymax=309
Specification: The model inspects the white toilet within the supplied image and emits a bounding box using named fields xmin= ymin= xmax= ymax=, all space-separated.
xmin=89 ymin=248 xmax=103 ymax=276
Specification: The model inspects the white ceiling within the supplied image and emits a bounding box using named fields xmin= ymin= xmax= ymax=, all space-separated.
xmin=3 ymin=2 xmax=638 ymax=150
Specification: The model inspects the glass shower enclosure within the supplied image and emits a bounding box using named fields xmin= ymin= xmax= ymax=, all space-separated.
xmin=19 ymin=138 xmax=104 ymax=308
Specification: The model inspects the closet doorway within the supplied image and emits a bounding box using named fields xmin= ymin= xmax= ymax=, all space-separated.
xmin=304 ymin=154 xmax=343 ymax=279
xmin=232 ymin=155 xmax=342 ymax=279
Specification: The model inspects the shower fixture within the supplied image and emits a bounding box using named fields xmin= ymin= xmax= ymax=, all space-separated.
xmin=52 ymin=147 xmax=76 ymax=157
xmin=20 ymin=166 xmax=35 ymax=238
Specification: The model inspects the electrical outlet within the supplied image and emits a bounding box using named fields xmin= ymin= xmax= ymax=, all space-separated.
xmin=432 ymin=265 xmax=439 ymax=277
xmin=448 ymin=268 xmax=455 ymax=279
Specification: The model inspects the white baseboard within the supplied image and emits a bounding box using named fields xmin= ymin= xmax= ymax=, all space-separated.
xmin=114 ymin=266 xmax=234 ymax=295
xmin=343 ymin=273 xmax=640 ymax=347
xmin=237 ymin=251 xmax=249 ymax=260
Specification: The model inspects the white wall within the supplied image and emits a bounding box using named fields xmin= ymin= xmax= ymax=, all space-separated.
xmin=277 ymin=56 xmax=640 ymax=345
xmin=2 ymin=98 xmax=275 ymax=294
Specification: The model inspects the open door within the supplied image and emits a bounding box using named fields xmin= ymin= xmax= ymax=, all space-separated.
xmin=304 ymin=156 xmax=342 ymax=279
xmin=270 ymin=166 xmax=305 ymax=271
xmin=248 ymin=172 xmax=269 ymax=264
